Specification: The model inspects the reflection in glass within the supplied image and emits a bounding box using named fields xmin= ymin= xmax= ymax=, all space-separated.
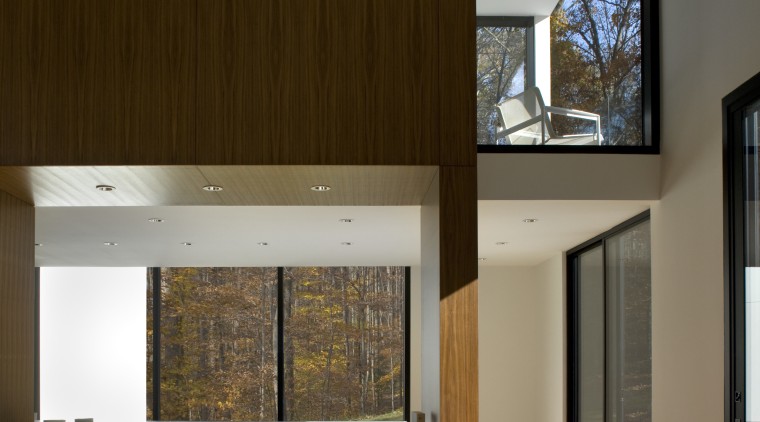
xmin=578 ymin=246 xmax=605 ymax=422
xmin=572 ymin=217 xmax=651 ymax=422
xmin=606 ymin=220 xmax=652 ymax=421
xmin=745 ymin=100 xmax=760 ymax=420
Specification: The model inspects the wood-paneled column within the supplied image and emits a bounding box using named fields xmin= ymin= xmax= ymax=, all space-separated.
xmin=438 ymin=167 xmax=478 ymax=422
xmin=0 ymin=190 xmax=35 ymax=422
xmin=420 ymin=167 xmax=478 ymax=422
xmin=437 ymin=0 xmax=478 ymax=418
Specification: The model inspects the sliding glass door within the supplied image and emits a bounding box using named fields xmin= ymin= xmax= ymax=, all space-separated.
xmin=568 ymin=213 xmax=651 ymax=422
xmin=725 ymin=70 xmax=760 ymax=422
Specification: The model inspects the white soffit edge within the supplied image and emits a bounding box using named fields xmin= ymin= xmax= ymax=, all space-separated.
xmin=477 ymin=0 xmax=558 ymax=17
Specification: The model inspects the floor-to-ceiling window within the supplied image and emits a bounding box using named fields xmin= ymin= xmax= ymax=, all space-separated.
xmin=282 ymin=267 xmax=407 ymax=421
xmin=147 ymin=267 xmax=279 ymax=421
xmin=568 ymin=212 xmax=651 ymax=422
xmin=147 ymin=266 xmax=409 ymax=421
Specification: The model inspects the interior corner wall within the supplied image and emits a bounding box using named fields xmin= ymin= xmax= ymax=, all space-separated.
xmin=0 ymin=190 xmax=35 ymax=422
xmin=478 ymin=253 xmax=564 ymax=422
xmin=655 ymin=1 xmax=760 ymax=421
xmin=420 ymin=171 xmax=441 ymax=421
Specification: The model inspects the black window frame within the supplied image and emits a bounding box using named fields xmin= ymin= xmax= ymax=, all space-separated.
xmin=723 ymin=70 xmax=760 ymax=422
xmin=566 ymin=210 xmax=652 ymax=422
xmin=477 ymin=0 xmax=660 ymax=155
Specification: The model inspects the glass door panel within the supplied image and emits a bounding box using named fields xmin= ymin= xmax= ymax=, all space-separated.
xmin=605 ymin=221 xmax=652 ymax=421
xmin=577 ymin=245 xmax=605 ymax=422
xmin=746 ymin=99 xmax=760 ymax=421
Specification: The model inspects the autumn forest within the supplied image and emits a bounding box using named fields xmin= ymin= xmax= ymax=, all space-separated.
xmin=147 ymin=266 xmax=407 ymax=421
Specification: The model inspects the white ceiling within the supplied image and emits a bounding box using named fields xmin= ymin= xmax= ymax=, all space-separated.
xmin=477 ymin=0 xmax=559 ymax=16
xmin=36 ymin=200 xmax=651 ymax=268
xmin=36 ymin=206 xmax=421 ymax=267
xmin=477 ymin=200 xmax=651 ymax=266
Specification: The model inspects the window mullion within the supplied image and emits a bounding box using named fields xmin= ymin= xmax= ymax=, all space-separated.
xmin=152 ymin=267 xmax=161 ymax=420
xmin=277 ymin=267 xmax=285 ymax=421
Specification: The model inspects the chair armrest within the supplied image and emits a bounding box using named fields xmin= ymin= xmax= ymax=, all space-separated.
xmin=495 ymin=115 xmax=544 ymax=138
xmin=545 ymin=106 xmax=600 ymax=121
xmin=556 ymin=133 xmax=598 ymax=139
xmin=545 ymin=105 xmax=603 ymax=143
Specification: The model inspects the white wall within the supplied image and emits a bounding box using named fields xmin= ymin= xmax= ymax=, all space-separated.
xmin=40 ymin=267 xmax=146 ymax=422
xmin=420 ymin=171 xmax=441 ymax=421
xmin=654 ymin=1 xmax=760 ymax=421
xmin=478 ymin=153 xmax=660 ymax=200
xmin=479 ymin=254 xmax=564 ymax=422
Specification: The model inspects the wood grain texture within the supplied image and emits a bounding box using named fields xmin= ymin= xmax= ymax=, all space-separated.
xmin=439 ymin=0 xmax=476 ymax=166
xmin=0 ymin=0 xmax=30 ymax=164
xmin=439 ymin=166 xmax=478 ymax=298
xmin=198 ymin=165 xmax=438 ymax=205
xmin=0 ymin=191 xmax=35 ymax=422
xmin=0 ymin=165 xmax=437 ymax=206
xmin=440 ymin=279 xmax=478 ymax=422
xmin=438 ymin=165 xmax=478 ymax=422
xmin=7 ymin=0 xmax=196 ymax=165
xmin=196 ymin=0 xmax=438 ymax=165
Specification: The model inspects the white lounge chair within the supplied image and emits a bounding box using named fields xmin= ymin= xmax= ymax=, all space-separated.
xmin=494 ymin=86 xmax=603 ymax=145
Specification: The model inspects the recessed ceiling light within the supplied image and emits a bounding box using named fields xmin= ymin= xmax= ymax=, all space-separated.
xmin=202 ymin=185 xmax=224 ymax=192
xmin=478 ymin=258 xmax=487 ymax=262
xmin=311 ymin=185 xmax=331 ymax=192
xmin=148 ymin=218 xmax=165 ymax=223
xmin=257 ymin=242 xmax=269 ymax=246
xmin=338 ymin=218 xmax=353 ymax=223
xmin=522 ymin=218 xmax=539 ymax=223
xmin=180 ymin=242 xmax=192 ymax=246
xmin=341 ymin=242 xmax=353 ymax=246
xmin=104 ymin=242 xmax=118 ymax=246
xmin=96 ymin=185 xmax=116 ymax=192
xmin=496 ymin=241 xmax=509 ymax=246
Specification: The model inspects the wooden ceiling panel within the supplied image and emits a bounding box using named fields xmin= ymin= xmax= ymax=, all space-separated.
xmin=0 ymin=165 xmax=437 ymax=207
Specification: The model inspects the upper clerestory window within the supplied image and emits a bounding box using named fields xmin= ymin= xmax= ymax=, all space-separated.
xmin=477 ymin=0 xmax=658 ymax=153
